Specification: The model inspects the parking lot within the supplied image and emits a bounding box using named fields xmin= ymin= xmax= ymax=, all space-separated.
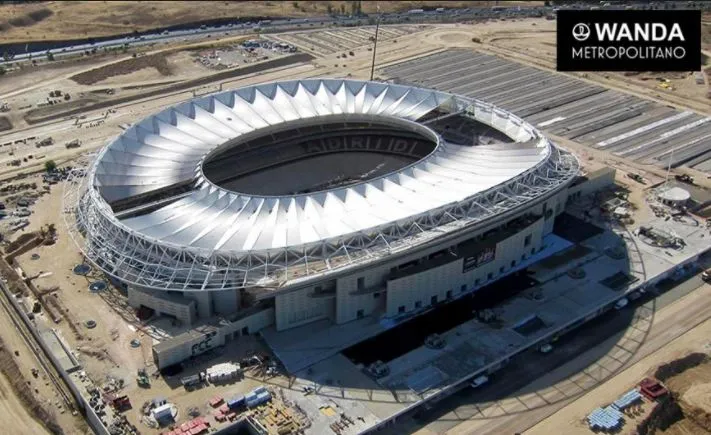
xmin=383 ymin=50 xmax=711 ymax=174
xmin=193 ymin=39 xmax=296 ymax=70
xmin=271 ymin=25 xmax=424 ymax=56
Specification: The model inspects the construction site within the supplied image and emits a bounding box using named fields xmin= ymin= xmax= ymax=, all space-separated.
xmin=0 ymin=3 xmax=710 ymax=435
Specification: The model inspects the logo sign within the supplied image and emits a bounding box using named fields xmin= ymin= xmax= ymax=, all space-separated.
xmin=557 ymin=10 xmax=701 ymax=72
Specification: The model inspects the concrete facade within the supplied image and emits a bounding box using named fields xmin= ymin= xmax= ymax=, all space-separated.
xmin=148 ymin=170 xmax=616 ymax=369
xmin=152 ymin=308 xmax=275 ymax=369
xmin=128 ymin=286 xmax=197 ymax=326
xmin=272 ymin=185 xmax=571 ymax=331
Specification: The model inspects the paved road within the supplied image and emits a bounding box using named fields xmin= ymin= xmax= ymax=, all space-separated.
xmin=383 ymin=271 xmax=710 ymax=435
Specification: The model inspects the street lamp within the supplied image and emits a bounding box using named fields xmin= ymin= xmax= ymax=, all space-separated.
xmin=370 ymin=5 xmax=381 ymax=81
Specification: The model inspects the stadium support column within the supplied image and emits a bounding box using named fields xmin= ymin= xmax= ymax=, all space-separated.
xmin=185 ymin=291 xmax=213 ymax=319
xmin=370 ymin=6 xmax=381 ymax=81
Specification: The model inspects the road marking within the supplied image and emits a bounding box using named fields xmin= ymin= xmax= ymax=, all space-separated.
xmin=596 ymin=111 xmax=693 ymax=148
xmin=537 ymin=116 xmax=566 ymax=128
xmin=615 ymin=117 xmax=711 ymax=157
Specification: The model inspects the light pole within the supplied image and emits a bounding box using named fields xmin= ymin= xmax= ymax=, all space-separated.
xmin=370 ymin=5 xmax=381 ymax=81
xmin=665 ymin=146 xmax=675 ymax=185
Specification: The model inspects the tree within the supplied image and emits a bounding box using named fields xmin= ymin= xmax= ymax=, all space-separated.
xmin=326 ymin=4 xmax=332 ymax=14
xmin=46 ymin=50 xmax=54 ymax=61
xmin=44 ymin=160 xmax=57 ymax=172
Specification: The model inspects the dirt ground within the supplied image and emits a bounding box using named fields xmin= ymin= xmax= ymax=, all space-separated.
xmin=3 ymin=178 xmax=282 ymax=434
xmin=0 ymin=354 xmax=52 ymax=435
xmin=477 ymin=19 xmax=711 ymax=115
xmin=0 ymin=238 xmax=88 ymax=433
xmin=525 ymin=289 xmax=711 ymax=435
xmin=0 ymin=1 xmax=542 ymax=42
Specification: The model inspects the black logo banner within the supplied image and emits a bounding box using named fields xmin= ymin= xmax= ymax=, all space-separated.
xmin=557 ymin=9 xmax=701 ymax=72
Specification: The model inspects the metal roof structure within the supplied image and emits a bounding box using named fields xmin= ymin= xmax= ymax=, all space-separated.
xmin=64 ymin=79 xmax=579 ymax=292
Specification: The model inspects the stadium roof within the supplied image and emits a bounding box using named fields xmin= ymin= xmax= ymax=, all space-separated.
xmin=67 ymin=79 xmax=579 ymax=291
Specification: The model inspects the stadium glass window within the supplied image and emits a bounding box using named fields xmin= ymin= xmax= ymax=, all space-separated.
xmin=460 ymin=284 xmax=466 ymax=293
xmin=398 ymin=305 xmax=406 ymax=314
xmin=415 ymin=301 xmax=422 ymax=309
xmin=373 ymin=292 xmax=380 ymax=299
xmin=524 ymin=234 xmax=532 ymax=247
xmin=357 ymin=309 xmax=364 ymax=319
xmin=431 ymin=295 xmax=438 ymax=305
xmin=487 ymin=272 xmax=493 ymax=280
xmin=446 ymin=290 xmax=453 ymax=299
xmin=357 ymin=277 xmax=365 ymax=290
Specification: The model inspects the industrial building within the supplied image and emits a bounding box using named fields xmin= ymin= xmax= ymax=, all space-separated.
xmin=66 ymin=79 xmax=596 ymax=369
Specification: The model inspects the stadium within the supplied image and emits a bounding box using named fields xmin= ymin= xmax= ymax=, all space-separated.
xmin=66 ymin=79 xmax=584 ymax=367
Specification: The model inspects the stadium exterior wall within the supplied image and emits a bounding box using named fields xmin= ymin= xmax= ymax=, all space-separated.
xmin=150 ymin=169 xmax=616 ymax=368
xmin=272 ymin=187 xmax=568 ymax=331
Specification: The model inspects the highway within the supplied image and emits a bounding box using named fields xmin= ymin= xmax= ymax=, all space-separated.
xmin=2 ymin=1 xmax=706 ymax=65
xmin=1 ymin=6 xmax=547 ymax=64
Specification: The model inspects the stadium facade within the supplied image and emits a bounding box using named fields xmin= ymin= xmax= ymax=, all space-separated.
xmin=66 ymin=79 xmax=603 ymax=368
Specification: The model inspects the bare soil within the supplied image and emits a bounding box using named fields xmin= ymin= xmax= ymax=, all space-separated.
xmin=0 ymin=336 xmax=62 ymax=434
xmin=70 ymin=52 xmax=173 ymax=85
xmin=0 ymin=116 xmax=12 ymax=132
xmin=0 ymin=1 xmax=542 ymax=43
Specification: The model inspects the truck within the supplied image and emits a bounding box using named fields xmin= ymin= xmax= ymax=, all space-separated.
xmin=65 ymin=139 xmax=81 ymax=149
xmin=35 ymin=137 xmax=54 ymax=148
xmin=675 ymin=174 xmax=694 ymax=185
xmin=626 ymin=172 xmax=645 ymax=184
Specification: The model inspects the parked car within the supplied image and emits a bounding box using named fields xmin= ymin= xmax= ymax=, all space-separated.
xmin=614 ymin=297 xmax=629 ymax=310
xmin=538 ymin=343 xmax=553 ymax=354
xmin=470 ymin=375 xmax=489 ymax=388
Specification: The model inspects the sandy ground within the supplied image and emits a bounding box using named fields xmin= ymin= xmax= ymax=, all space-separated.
xmin=0 ymin=230 xmax=87 ymax=434
xmin=3 ymin=17 xmax=708 ymax=184
xmin=526 ymin=286 xmax=711 ymax=435
xmin=401 ymin=279 xmax=711 ymax=435
xmin=0 ymin=368 xmax=50 ymax=435
xmin=0 ymin=23 xmax=448 ymax=178
xmin=0 ymin=1 xmax=542 ymax=42
xmin=6 ymin=178 xmax=281 ymax=434
xmin=473 ymin=19 xmax=711 ymax=115
xmin=15 ymin=178 xmax=147 ymax=384
xmin=0 ymin=17 xmax=710 ymax=434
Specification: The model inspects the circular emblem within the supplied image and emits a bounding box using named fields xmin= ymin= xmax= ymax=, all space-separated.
xmin=572 ymin=23 xmax=591 ymax=42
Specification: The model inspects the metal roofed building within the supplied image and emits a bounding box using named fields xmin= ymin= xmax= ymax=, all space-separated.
xmin=65 ymin=78 xmax=584 ymax=345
